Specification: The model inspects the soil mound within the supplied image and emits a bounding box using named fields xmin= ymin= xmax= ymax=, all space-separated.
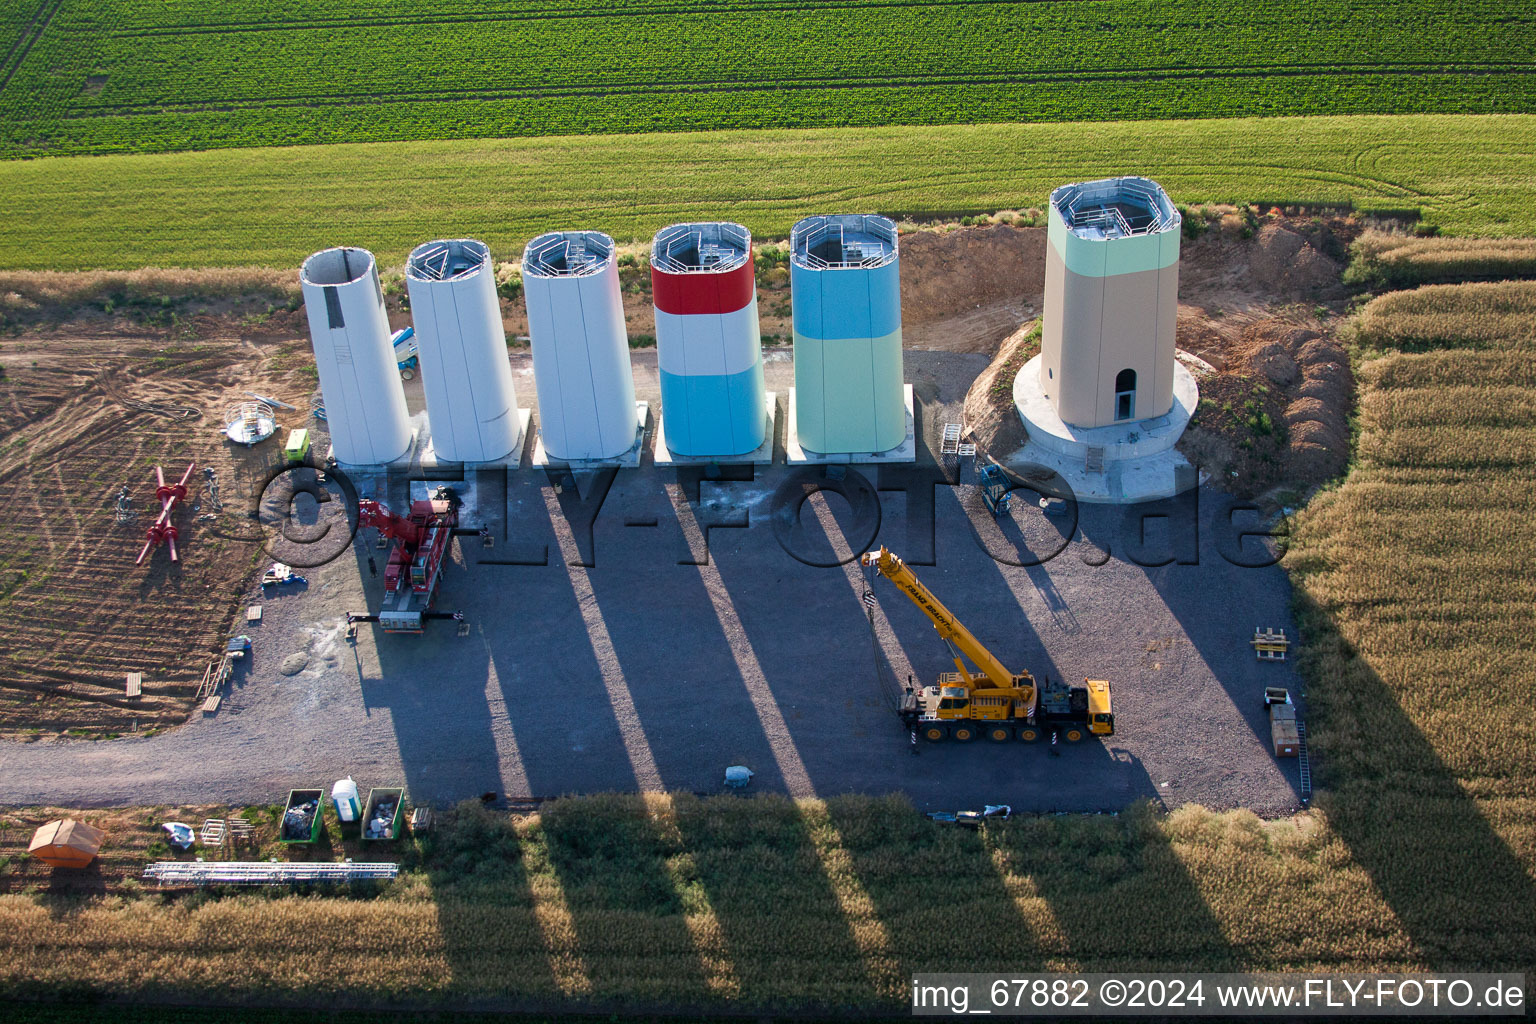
xmin=961 ymin=320 xmax=1038 ymax=461
xmin=1250 ymin=225 xmax=1344 ymax=297
xmin=1178 ymin=314 xmax=1354 ymax=496
xmin=900 ymin=224 xmax=1044 ymax=324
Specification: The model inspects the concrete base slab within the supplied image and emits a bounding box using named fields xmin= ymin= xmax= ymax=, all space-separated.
xmin=1012 ymin=353 xmax=1203 ymax=463
xmin=416 ymin=408 xmax=532 ymax=471
xmin=785 ymin=384 xmax=917 ymax=464
xmin=531 ymin=401 xmax=649 ymax=470
xmin=653 ymin=392 xmax=778 ymax=466
xmin=328 ymin=428 xmax=419 ymax=477
xmin=1003 ymin=441 xmax=1204 ymax=504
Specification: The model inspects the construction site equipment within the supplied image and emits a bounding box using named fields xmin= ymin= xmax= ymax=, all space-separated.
xmin=347 ymin=487 xmax=460 ymax=633
xmin=136 ymin=462 xmax=196 ymax=564
xmin=200 ymin=819 xmax=227 ymax=849
xmin=226 ymin=635 xmax=251 ymax=659
xmin=940 ymin=422 xmax=961 ymax=455
xmin=361 ymin=788 xmax=404 ymax=841
xmin=160 ymin=822 xmax=195 ymax=851
xmin=392 ymin=326 xmax=419 ymax=380
xmin=724 ymin=766 xmax=754 ymax=789
xmin=1252 ymin=627 xmax=1290 ymax=660
xmin=332 ymin=778 xmax=361 ymax=824
xmin=223 ymin=399 xmax=278 ymax=445
xmin=409 ymin=806 xmax=434 ymax=833
xmin=28 ymin=819 xmax=105 ymax=868
xmin=1271 ymin=717 xmax=1300 ymax=757
xmin=283 ymin=428 xmax=311 ymax=464
xmin=261 ymin=562 xmax=307 ymax=589
xmin=926 ymin=805 xmax=1011 ymax=828
xmin=144 ymin=861 xmax=399 ymax=886
xmin=227 ymin=818 xmax=257 ymax=848
xmin=1297 ymin=722 xmax=1312 ymax=801
xmin=114 ymin=485 xmax=134 ymax=523
xmin=202 ymin=468 xmax=222 ymax=513
xmin=978 ymin=463 xmax=1012 ymax=517
xmin=861 ymin=546 xmax=1112 ymax=743
xmin=125 ymin=672 xmax=142 ymax=697
xmin=280 ymin=790 xmax=324 ymax=844
xmin=1269 ymin=699 xmax=1299 ymax=757
xmin=246 ymin=391 xmax=297 ymax=412
xmin=1263 ymin=686 xmax=1292 ymax=706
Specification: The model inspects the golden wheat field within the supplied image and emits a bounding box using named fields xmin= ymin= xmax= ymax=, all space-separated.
xmin=1347 ymin=230 xmax=1536 ymax=287
xmin=1353 ymin=280 xmax=1536 ymax=353
xmin=3 ymin=280 xmax=1534 ymax=1011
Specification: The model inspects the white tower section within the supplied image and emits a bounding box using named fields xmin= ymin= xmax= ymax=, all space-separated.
xmin=406 ymin=239 xmax=523 ymax=462
xmin=300 ymin=247 xmax=411 ymax=465
xmin=521 ymin=231 xmax=638 ymax=461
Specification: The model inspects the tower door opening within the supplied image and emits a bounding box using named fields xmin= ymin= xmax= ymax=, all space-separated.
xmin=1114 ymin=368 xmax=1136 ymax=421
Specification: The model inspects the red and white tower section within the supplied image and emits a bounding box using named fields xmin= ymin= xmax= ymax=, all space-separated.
xmin=651 ymin=222 xmax=767 ymax=457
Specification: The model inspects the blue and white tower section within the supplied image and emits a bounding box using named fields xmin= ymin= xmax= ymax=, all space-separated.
xmin=790 ymin=215 xmax=905 ymax=454
xmin=651 ymin=222 xmax=767 ymax=457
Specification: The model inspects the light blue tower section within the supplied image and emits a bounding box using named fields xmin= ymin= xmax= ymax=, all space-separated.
xmin=658 ymin=358 xmax=767 ymax=456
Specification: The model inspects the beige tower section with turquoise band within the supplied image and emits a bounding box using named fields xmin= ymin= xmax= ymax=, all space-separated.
xmin=1040 ymin=177 xmax=1181 ymax=429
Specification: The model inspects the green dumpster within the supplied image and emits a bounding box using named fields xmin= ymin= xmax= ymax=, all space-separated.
xmin=280 ymin=788 xmax=324 ymax=844
xmin=360 ymin=788 xmax=404 ymax=842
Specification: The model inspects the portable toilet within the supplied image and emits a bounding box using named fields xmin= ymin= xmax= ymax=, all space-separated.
xmin=331 ymin=777 xmax=361 ymax=824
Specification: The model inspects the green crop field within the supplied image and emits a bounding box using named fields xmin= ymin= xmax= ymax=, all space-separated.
xmin=0 ymin=0 xmax=1532 ymax=158
xmin=0 ymin=114 xmax=1533 ymax=270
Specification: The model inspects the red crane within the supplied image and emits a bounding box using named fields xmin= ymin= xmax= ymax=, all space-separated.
xmin=349 ymin=487 xmax=460 ymax=633
xmin=136 ymin=462 xmax=196 ymax=565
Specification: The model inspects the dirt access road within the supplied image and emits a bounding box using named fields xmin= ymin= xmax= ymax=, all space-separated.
xmin=0 ymin=351 xmax=1305 ymax=815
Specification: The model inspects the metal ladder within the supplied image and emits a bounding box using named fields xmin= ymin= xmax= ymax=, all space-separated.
xmin=1297 ymin=721 xmax=1312 ymax=802
xmin=940 ymin=423 xmax=961 ymax=455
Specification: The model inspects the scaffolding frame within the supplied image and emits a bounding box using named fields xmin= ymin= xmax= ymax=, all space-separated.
xmin=407 ymin=239 xmax=489 ymax=282
xmin=652 ymin=221 xmax=750 ymax=274
xmin=523 ymin=230 xmax=611 ymax=278
xmin=144 ymin=861 xmax=400 ymax=886
xmin=1054 ymin=176 xmax=1178 ymax=240
xmin=791 ymin=214 xmax=898 ymax=270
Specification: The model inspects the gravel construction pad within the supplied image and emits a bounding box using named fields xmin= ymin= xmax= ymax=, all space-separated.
xmin=0 ymin=352 xmax=1304 ymax=814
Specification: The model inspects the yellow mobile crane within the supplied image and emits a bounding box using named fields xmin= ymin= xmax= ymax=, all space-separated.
xmin=860 ymin=546 xmax=1113 ymax=744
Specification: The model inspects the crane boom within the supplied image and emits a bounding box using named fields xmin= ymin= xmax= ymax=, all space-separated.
xmin=859 ymin=544 xmax=1112 ymax=745
xmin=861 ymin=546 xmax=1015 ymax=690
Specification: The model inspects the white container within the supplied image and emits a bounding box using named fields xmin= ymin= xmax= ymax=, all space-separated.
xmin=522 ymin=230 xmax=638 ymax=460
xmin=406 ymin=239 xmax=523 ymax=462
xmin=331 ymin=777 xmax=361 ymax=823
xmin=300 ymin=247 xmax=412 ymax=465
